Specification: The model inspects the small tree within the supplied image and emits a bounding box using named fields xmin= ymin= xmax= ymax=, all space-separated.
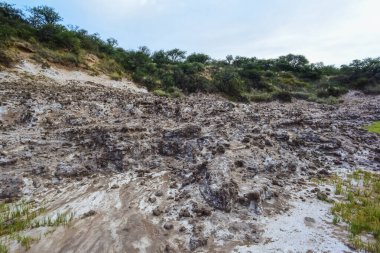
xmin=152 ymin=50 xmax=170 ymax=65
xmin=186 ymin=53 xmax=211 ymax=64
xmin=0 ymin=2 xmax=24 ymax=20
xmin=28 ymin=6 xmax=62 ymax=28
xmin=226 ymin=55 xmax=234 ymax=64
xmin=166 ymin=48 xmax=186 ymax=63
xmin=106 ymin=38 xmax=118 ymax=48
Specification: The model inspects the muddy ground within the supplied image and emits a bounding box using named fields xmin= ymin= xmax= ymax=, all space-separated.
xmin=0 ymin=61 xmax=379 ymax=253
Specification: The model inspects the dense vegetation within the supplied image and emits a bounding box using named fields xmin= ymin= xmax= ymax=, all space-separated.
xmin=1 ymin=2 xmax=379 ymax=102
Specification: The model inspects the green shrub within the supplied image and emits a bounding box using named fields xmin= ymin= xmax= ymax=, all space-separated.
xmin=35 ymin=48 xmax=80 ymax=66
xmin=213 ymin=68 xmax=246 ymax=100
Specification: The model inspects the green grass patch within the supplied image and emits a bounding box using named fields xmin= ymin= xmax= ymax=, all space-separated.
xmin=153 ymin=87 xmax=183 ymax=98
xmin=365 ymin=121 xmax=380 ymax=134
xmin=331 ymin=170 xmax=380 ymax=252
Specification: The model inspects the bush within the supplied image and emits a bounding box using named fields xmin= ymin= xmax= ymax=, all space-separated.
xmin=273 ymin=90 xmax=292 ymax=102
xmin=0 ymin=48 xmax=15 ymax=67
xmin=213 ymin=68 xmax=245 ymax=99
xmin=35 ymin=48 xmax=80 ymax=66
xmin=109 ymin=72 xmax=122 ymax=81
xmin=317 ymin=86 xmax=347 ymax=98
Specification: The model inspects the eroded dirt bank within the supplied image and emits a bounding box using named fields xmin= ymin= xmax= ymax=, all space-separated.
xmin=0 ymin=63 xmax=379 ymax=253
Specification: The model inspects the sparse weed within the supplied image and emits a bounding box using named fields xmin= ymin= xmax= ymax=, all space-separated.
xmin=0 ymin=200 xmax=74 ymax=252
xmin=16 ymin=235 xmax=39 ymax=250
xmin=331 ymin=170 xmax=380 ymax=253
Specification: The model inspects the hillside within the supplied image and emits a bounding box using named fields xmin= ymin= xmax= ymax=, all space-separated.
xmin=1 ymin=2 xmax=380 ymax=253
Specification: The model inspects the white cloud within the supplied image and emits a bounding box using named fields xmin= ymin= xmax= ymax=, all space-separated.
xmin=204 ymin=0 xmax=380 ymax=65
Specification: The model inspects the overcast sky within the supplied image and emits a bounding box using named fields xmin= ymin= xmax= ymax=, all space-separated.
xmin=8 ymin=0 xmax=380 ymax=65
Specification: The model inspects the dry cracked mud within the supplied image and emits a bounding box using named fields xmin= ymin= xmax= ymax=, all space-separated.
xmin=0 ymin=61 xmax=379 ymax=253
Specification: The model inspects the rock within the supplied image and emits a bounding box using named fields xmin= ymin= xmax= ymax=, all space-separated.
xmin=152 ymin=207 xmax=162 ymax=216
xmin=158 ymin=140 xmax=181 ymax=156
xmin=304 ymin=217 xmax=316 ymax=223
xmin=199 ymin=157 xmax=238 ymax=212
xmin=163 ymin=125 xmax=201 ymax=139
xmin=193 ymin=206 xmax=212 ymax=217
xmin=148 ymin=196 xmax=157 ymax=203
xmin=55 ymin=163 xmax=89 ymax=178
xmin=246 ymin=190 xmax=261 ymax=201
xmin=264 ymin=157 xmax=277 ymax=171
xmin=318 ymin=169 xmax=330 ymax=176
xmin=179 ymin=208 xmax=191 ymax=218
xmin=155 ymin=190 xmax=164 ymax=197
xmin=32 ymin=178 xmax=41 ymax=188
xmin=82 ymin=210 xmax=96 ymax=218
xmin=0 ymin=176 xmax=24 ymax=200
xmin=163 ymin=223 xmax=174 ymax=230
xmin=189 ymin=237 xmax=207 ymax=251
xmin=215 ymin=145 xmax=225 ymax=154
xmin=288 ymin=162 xmax=297 ymax=172
xmin=251 ymin=126 xmax=261 ymax=133
xmin=242 ymin=137 xmax=250 ymax=143
xmin=237 ymin=196 xmax=250 ymax=206
xmin=234 ymin=160 xmax=244 ymax=167
xmin=274 ymin=130 xmax=289 ymax=141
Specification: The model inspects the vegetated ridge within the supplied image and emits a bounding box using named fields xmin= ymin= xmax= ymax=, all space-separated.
xmin=1 ymin=2 xmax=379 ymax=102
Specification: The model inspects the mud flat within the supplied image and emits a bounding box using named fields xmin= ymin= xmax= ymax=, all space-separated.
xmin=0 ymin=62 xmax=379 ymax=252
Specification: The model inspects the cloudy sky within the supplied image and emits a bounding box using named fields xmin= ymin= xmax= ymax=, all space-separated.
xmin=9 ymin=0 xmax=380 ymax=65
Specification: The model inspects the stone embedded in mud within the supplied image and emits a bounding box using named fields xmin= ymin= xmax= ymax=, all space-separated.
xmin=0 ymin=176 xmax=24 ymax=200
xmin=199 ymin=157 xmax=238 ymax=212
xmin=179 ymin=208 xmax=191 ymax=218
xmin=155 ymin=190 xmax=164 ymax=197
xmin=264 ymin=156 xmax=277 ymax=171
xmin=163 ymin=223 xmax=174 ymax=230
xmin=234 ymin=160 xmax=245 ymax=167
xmin=55 ymin=163 xmax=90 ymax=178
xmin=148 ymin=196 xmax=157 ymax=203
xmin=153 ymin=207 xmax=162 ymax=216
xmin=189 ymin=237 xmax=208 ymax=251
xmin=193 ymin=206 xmax=212 ymax=217
xmin=246 ymin=190 xmax=261 ymax=201
xmin=163 ymin=125 xmax=201 ymax=139
xmin=215 ymin=145 xmax=226 ymax=154
xmin=82 ymin=210 xmax=96 ymax=218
